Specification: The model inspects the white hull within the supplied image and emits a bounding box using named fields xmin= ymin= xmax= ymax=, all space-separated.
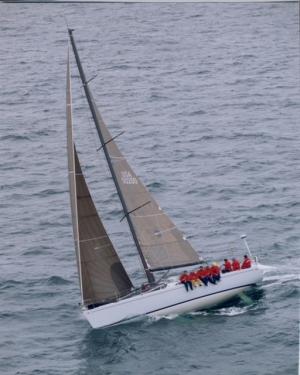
xmin=83 ymin=265 xmax=263 ymax=329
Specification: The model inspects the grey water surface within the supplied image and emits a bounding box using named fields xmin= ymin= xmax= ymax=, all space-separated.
xmin=0 ymin=3 xmax=299 ymax=375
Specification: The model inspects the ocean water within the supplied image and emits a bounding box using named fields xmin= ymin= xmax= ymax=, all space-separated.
xmin=0 ymin=3 xmax=299 ymax=375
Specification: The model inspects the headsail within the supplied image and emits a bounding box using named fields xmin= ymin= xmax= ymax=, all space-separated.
xmin=66 ymin=48 xmax=133 ymax=306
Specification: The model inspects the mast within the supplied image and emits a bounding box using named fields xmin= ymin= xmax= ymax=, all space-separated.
xmin=68 ymin=29 xmax=155 ymax=284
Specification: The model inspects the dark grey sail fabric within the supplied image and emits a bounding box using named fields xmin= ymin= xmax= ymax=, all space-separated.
xmin=72 ymin=151 xmax=133 ymax=304
xmin=92 ymin=98 xmax=202 ymax=272
xmin=66 ymin=52 xmax=133 ymax=306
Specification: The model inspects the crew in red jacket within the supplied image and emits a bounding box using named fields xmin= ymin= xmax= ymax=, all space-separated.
xmin=197 ymin=266 xmax=208 ymax=286
xmin=210 ymin=263 xmax=221 ymax=282
xmin=204 ymin=266 xmax=216 ymax=285
xmin=222 ymin=259 xmax=232 ymax=273
xmin=241 ymin=255 xmax=252 ymax=269
xmin=232 ymin=258 xmax=241 ymax=271
xmin=189 ymin=271 xmax=201 ymax=287
xmin=179 ymin=271 xmax=193 ymax=291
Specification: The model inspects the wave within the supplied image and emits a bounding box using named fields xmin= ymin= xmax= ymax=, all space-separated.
xmin=216 ymin=306 xmax=248 ymax=316
xmin=33 ymin=189 xmax=66 ymax=198
xmin=187 ymin=132 xmax=273 ymax=144
xmin=262 ymin=273 xmax=299 ymax=289
xmin=147 ymin=305 xmax=253 ymax=324
xmin=189 ymin=14 xmax=203 ymax=19
xmin=1 ymin=134 xmax=30 ymax=141
xmin=144 ymin=290 xmax=264 ymax=325
xmin=149 ymin=313 xmax=179 ymax=322
xmin=0 ymin=279 xmax=23 ymax=290
xmin=30 ymin=129 xmax=54 ymax=137
xmin=263 ymin=273 xmax=298 ymax=283
xmin=23 ymin=247 xmax=51 ymax=256
xmin=0 ymin=276 xmax=72 ymax=292
xmin=191 ymin=306 xmax=250 ymax=317
xmin=46 ymin=276 xmax=71 ymax=286
xmin=147 ymin=181 xmax=164 ymax=191
xmin=190 ymin=109 xmax=206 ymax=116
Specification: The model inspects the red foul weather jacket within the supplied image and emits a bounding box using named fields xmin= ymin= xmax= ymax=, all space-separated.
xmin=224 ymin=260 xmax=232 ymax=272
xmin=241 ymin=258 xmax=251 ymax=269
xmin=232 ymin=260 xmax=241 ymax=271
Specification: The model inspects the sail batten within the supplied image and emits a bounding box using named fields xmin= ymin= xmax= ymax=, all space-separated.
xmin=66 ymin=48 xmax=133 ymax=307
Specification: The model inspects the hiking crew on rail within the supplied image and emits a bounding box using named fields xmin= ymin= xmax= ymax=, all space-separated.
xmin=179 ymin=255 xmax=252 ymax=291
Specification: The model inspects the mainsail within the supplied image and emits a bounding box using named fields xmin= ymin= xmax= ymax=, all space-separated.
xmin=93 ymin=102 xmax=202 ymax=272
xmin=66 ymin=49 xmax=133 ymax=306
xmin=68 ymin=29 xmax=201 ymax=283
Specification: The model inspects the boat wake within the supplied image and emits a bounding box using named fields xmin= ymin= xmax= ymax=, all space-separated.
xmin=258 ymin=261 xmax=299 ymax=290
xmin=145 ymin=304 xmax=254 ymax=324
xmin=191 ymin=306 xmax=250 ymax=317
xmin=145 ymin=293 xmax=261 ymax=324
xmin=262 ymin=273 xmax=299 ymax=289
xmin=147 ymin=313 xmax=180 ymax=323
xmin=258 ymin=263 xmax=277 ymax=272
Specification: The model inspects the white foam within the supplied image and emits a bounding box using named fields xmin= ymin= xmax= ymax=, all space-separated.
xmin=215 ymin=306 xmax=249 ymax=317
xmin=147 ymin=313 xmax=179 ymax=323
xmin=262 ymin=273 xmax=299 ymax=289
xmin=189 ymin=311 xmax=209 ymax=316
xmin=263 ymin=273 xmax=299 ymax=283
xmin=257 ymin=263 xmax=277 ymax=272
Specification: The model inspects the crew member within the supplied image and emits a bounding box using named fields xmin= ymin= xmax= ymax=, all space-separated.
xmin=222 ymin=259 xmax=232 ymax=273
xmin=203 ymin=266 xmax=216 ymax=285
xmin=210 ymin=263 xmax=221 ymax=282
xmin=241 ymin=255 xmax=252 ymax=269
xmin=179 ymin=271 xmax=193 ymax=291
xmin=189 ymin=270 xmax=202 ymax=287
xmin=197 ymin=266 xmax=208 ymax=286
xmin=232 ymin=258 xmax=241 ymax=271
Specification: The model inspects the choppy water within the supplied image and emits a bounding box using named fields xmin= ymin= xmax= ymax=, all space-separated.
xmin=0 ymin=3 xmax=299 ymax=375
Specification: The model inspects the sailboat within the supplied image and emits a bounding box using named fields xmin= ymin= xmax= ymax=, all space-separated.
xmin=66 ymin=29 xmax=263 ymax=329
